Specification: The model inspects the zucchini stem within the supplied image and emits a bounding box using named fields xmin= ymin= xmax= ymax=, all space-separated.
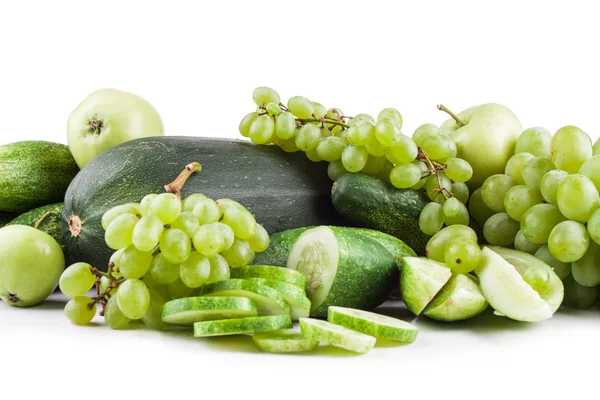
xmin=34 ymin=211 xmax=53 ymax=230
xmin=164 ymin=162 xmax=202 ymax=199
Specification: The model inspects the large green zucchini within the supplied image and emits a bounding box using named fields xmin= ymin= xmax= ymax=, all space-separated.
xmin=62 ymin=136 xmax=345 ymax=269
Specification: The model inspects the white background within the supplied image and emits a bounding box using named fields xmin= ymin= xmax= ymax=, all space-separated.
xmin=1 ymin=1 xmax=599 ymax=399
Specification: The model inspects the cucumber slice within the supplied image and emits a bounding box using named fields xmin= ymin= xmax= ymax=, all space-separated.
xmin=423 ymin=274 xmax=488 ymax=322
xmin=161 ymin=296 xmax=258 ymax=326
xmin=287 ymin=226 xmax=398 ymax=317
xmin=252 ymin=330 xmax=319 ymax=353
xmin=327 ymin=306 xmax=418 ymax=343
xmin=248 ymin=278 xmax=311 ymax=320
xmin=299 ymin=318 xmax=376 ymax=354
xmin=194 ymin=315 xmax=292 ymax=337
xmin=400 ymin=257 xmax=452 ymax=315
xmin=230 ymin=265 xmax=307 ymax=289
xmin=198 ymin=279 xmax=291 ymax=316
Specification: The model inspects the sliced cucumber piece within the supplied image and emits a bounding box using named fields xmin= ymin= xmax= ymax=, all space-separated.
xmin=230 ymin=265 xmax=307 ymax=290
xmin=423 ymin=273 xmax=488 ymax=322
xmin=248 ymin=278 xmax=310 ymax=320
xmin=194 ymin=315 xmax=292 ymax=337
xmin=198 ymin=279 xmax=290 ymax=316
xmin=299 ymin=318 xmax=376 ymax=354
xmin=252 ymin=330 xmax=319 ymax=353
xmin=400 ymin=257 xmax=452 ymax=315
xmin=327 ymin=306 xmax=418 ymax=343
xmin=162 ymin=296 xmax=258 ymax=326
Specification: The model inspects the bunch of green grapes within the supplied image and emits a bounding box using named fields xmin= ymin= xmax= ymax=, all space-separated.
xmin=475 ymin=126 xmax=600 ymax=309
xmin=239 ymin=87 xmax=474 ymax=237
xmin=58 ymin=165 xmax=270 ymax=328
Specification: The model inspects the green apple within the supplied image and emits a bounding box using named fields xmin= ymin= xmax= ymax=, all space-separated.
xmin=439 ymin=103 xmax=522 ymax=190
xmin=67 ymin=88 xmax=164 ymax=168
xmin=0 ymin=225 xmax=64 ymax=307
xmin=475 ymin=246 xmax=563 ymax=322
xmin=423 ymin=273 xmax=488 ymax=322
xmin=400 ymin=257 xmax=452 ymax=315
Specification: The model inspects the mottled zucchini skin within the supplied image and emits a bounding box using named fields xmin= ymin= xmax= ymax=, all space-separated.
xmin=0 ymin=141 xmax=78 ymax=212
xmin=62 ymin=136 xmax=346 ymax=269
xmin=8 ymin=203 xmax=64 ymax=252
xmin=331 ymin=173 xmax=430 ymax=255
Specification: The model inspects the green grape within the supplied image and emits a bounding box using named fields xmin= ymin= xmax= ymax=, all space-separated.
xmin=504 ymin=152 xmax=535 ymax=184
xmin=420 ymin=135 xmax=457 ymax=161
xmin=105 ymin=213 xmax=139 ymax=250
xmin=325 ymin=108 xmax=343 ymax=121
xmin=149 ymin=193 xmax=182 ymax=224
xmin=503 ymin=185 xmax=542 ymax=221
xmin=59 ymin=262 xmax=96 ymax=298
xmin=279 ymin=137 xmax=300 ymax=153
xmin=534 ymin=245 xmax=571 ymax=280
xmin=578 ymin=155 xmax=600 ymax=192
xmin=410 ymin=161 xmax=428 ymax=190
xmin=443 ymin=201 xmax=469 ymax=226
xmin=594 ymin=137 xmax=600 ymax=156
xmin=305 ymin=149 xmax=322 ymax=162
xmin=588 ymin=209 xmax=600 ymax=245
xmin=64 ymin=296 xmax=96 ymax=326
xmin=522 ymin=157 xmax=555 ymax=191
xmin=141 ymin=270 xmax=157 ymax=288
xmin=424 ymin=173 xmax=452 ymax=202
xmin=571 ymin=241 xmax=600 ymax=287
xmin=442 ymin=197 xmax=461 ymax=218
xmin=132 ymin=215 xmax=164 ymax=252
xmin=548 ymin=220 xmax=590 ymax=263
xmin=246 ymin=224 xmax=270 ymax=252
xmin=419 ymin=202 xmax=444 ymax=236
xmin=311 ymin=102 xmax=326 ymax=119
xmin=265 ymin=102 xmax=282 ymax=116
xmin=562 ymin=275 xmax=598 ymax=309
xmin=539 ymin=170 xmax=569 ymax=206
xmin=444 ymin=158 xmax=473 ymax=183
xmin=180 ymin=251 xmax=211 ymax=288
xmin=287 ymin=96 xmax=314 ymax=119
xmin=170 ymin=212 xmax=200 ymax=238
xmin=159 ymin=229 xmax=191 ymax=264
xmin=320 ymin=126 xmax=333 ymax=138
xmin=221 ymin=238 xmax=254 ymax=268
xmin=361 ymin=155 xmax=387 ymax=175
xmin=167 ymin=278 xmax=194 ymax=299
xmin=341 ymin=145 xmax=368 ymax=173
xmin=149 ymin=253 xmax=180 ymax=284
xmin=522 ymin=266 xmax=551 ymax=295
xmin=275 ymin=112 xmax=297 ymax=140
xmin=117 ymin=279 xmax=151 ymax=320
xmin=481 ymin=174 xmax=517 ymax=213
xmin=365 ymin=137 xmax=387 ymax=157
xmin=102 ymin=204 xmax=140 ymax=230
xmin=425 ymin=225 xmax=478 ymax=262
xmin=377 ymin=108 xmax=402 ymax=128
xmin=385 ymin=136 xmax=418 ymax=164
xmin=109 ymin=248 xmax=125 ymax=271
xmin=351 ymin=114 xmax=375 ymax=125
xmin=316 ymin=136 xmax=346 ymax=162
xmin=99 ymin=276 xmax=117 ymax=296
xmin=221 ymin=207 xmax=256 ymax=240
xmin=514 ymin=230 xmax=542 ymax=255
xmin=346 ymin=120 xmax=375 ymax=146
xmin=142 ymin=288 xmax=166 ymax=330
xmin=140 ymin=194 xmax=158 ymax=216
xmin=239 ymin=112 xmax=259 ymax=138
xmin=520 ymin=203 xmax=566 ymax=244
xmin=119 ymin=245 xmax=153 ymax=280
xmin=390 ymin=163 xmax=422 ymax=189
xmin=515 ymin=127 xmax=552 ymax=158
xmin=295 ymin=124 xmax=321 ymax=151
xmin=182 ymin=193 xmax=207 ymax=212
xmin=468 ymin=187 xmax=496 ymax=227
xmin=444 ymin=238 xmax=481 ymax=274
xmin=551 ymin=125 xmax=592 ymax=173
xmin=374 ymin=118 xmax=400 ymax=147
xmin=215 ymin=198 xmax=245 ymax=214
xmin=207 ymin=254 xmax=231 ymax=284
xmin=104 ymin=295 xmax=130 ymax=330
xmin=557 ymin=174 xmax=600 ymax=222
xmin=214 ymin=222 xmax=235 ymax=251
xmin=252 ymin=86 xmax=280 ymax=107
xmin=377 ymin=161 xmax=395 ymax=184
xmin=412 ymin=123 xmax=439 ymax=147
xmin=192 ymin=198 xmax=220 ymax=225
xmin=483 ymin=213 xmax=520 ymax=246
xmin=192 ymin=223 xmax=225 ymax=256
xmin=327 ymin=160 xmax=347 ymax=181
xmin=451 ymin=182 xmax=469 ymax=204
xmin=249 ymin=114 xmax=275 ymax=145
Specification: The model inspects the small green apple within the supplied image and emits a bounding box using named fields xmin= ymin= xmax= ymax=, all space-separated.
xmin=423 ymin=273 xmax=488 ymax=322
xmin=400 ymin=257 xmax=452 ymax=315
xmin=67 ymin=88 xmax=164 ymax=168
xmin=439 ymin=103 xmax=522 ymax=190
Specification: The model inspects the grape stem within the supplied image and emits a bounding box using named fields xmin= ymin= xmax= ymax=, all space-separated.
xmin=437 ymin=104 xmax=465 ymax=127
xmin=33 ymin=211 xmax=53 ymax=230
xmin=164 ymin=162 xmax=202 ymax=199
xmin=417 ymin=147 xmax=452 ymax=201
xmin=296 ymin=117 xmax=350 ymax=129
xmin=91 ymin=262 xmax=125 ymax=315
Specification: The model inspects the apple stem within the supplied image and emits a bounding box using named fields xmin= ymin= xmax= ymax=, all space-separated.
xmin=437 ymin=104 xmax=465 ymax=127
xmin=34 ymin=211 xmax=53 ymax=230
xmin=164 ymin=162 xmax=202 ymax=199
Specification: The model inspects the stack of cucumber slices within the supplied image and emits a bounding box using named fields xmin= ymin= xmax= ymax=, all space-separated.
xmin=161 ymin=264 xmax=418 ymax=354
